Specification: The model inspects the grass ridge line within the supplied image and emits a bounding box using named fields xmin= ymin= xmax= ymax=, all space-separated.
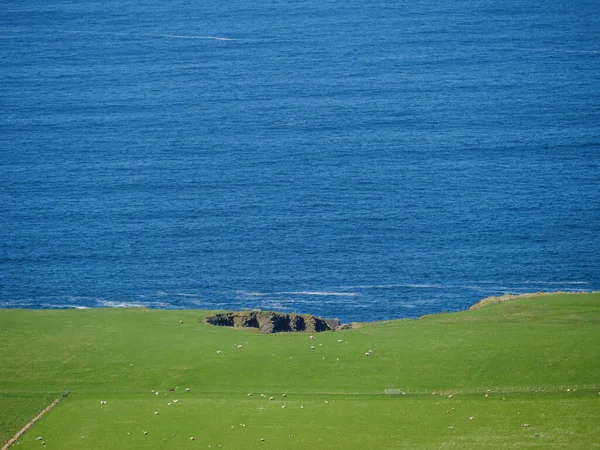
xmin=2 ymin=398 xmax=60 ymax=450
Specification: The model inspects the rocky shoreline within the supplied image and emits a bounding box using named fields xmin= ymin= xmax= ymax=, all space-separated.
xmin=205 ymin=310 xmax=352 ymax=334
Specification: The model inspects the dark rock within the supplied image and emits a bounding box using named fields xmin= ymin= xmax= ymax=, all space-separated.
xmin=205 ymin=313 xmax=235 ymax=327
xmin=205 ymin=310 xmax=343 ymax=334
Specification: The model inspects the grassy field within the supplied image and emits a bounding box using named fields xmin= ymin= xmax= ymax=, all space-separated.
xmin=1 ymin=292 xmax=599 ymax=448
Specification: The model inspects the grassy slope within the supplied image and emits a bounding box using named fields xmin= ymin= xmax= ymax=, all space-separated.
xmin=0 ymin=292 xmax=599 ymax=448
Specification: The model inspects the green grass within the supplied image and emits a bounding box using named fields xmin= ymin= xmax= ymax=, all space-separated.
xmin=1 ymin=292 xmax=599 ymax=448
xmin=0 ymin=393 xmax=58 ymax=446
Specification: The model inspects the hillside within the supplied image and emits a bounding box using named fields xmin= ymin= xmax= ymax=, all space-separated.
xmin=1 ymin=292 xmax=599 ymax=448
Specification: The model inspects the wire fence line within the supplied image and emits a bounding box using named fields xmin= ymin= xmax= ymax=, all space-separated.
xmin=383 ymin=383 xmax=599 ymax=396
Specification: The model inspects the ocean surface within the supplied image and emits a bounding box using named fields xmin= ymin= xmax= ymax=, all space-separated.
xmin=1 ymin=0 xmax=599 ymax=322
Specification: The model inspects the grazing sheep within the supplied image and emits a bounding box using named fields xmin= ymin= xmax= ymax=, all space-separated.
xmin=311 ymin=346 xmax=315 ymax=349
xmin=248 ymin=393 xmax=252 ymax=396
xmin=338 ymin=339 xmax=343 ymax=343
xmin=522 ymin=424 xmax=530 ymax=427
xmin=310 ymin=335 xmax=315 ymax=339
xmin=269 ymin=396 xmax=274 ymax=400
xmin=365 ymin=352 xmax=370 ymax=356
xmin=282 ymin=405 xmax=286 ymax=409
xmin=179 ymin=320 xmax=183 ymax=324
xmin=282 ymin=393 xmax=286 ymax=397
xmin=470 ymin=416 xmax=474 ymax=420
xmin=190 ymin=436 xmax=194 ymax=440
xmin=155 ymin=411 xmax=159 ymax=415
xmin=173 ymin=399 xmax=178 ymax=403
xmin=186 ymin=388 xmax=191 ymax=392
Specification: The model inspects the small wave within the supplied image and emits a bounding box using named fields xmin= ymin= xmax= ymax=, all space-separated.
xmin=98 ymin=300 xmax=146 ymax=308
xmin=519 ymin=281 xmax=589 ymax=285
xmin=97 ymin=299 xmax=174 ymax=309
xmin=340 ymin=281 xmax=590 ymax=291
xmin=519 ymin=47 xmax=600 ymax=55
xmin=147 ymin=33 xmax=238 ymax=41
xmin=151 ymin=291 xmax=200 ymax=298
xmin=340 ymin=283 xmax=473 ymax=290
xmin=279 ymin=291 xmax=357 ymax=297
xmin=238 ymin=290 xmax=356 ymax=297
xmin=39 ymin=303 xmax=90 ymax=309
xmin=1 ymin=28 xmax=239 ymax=42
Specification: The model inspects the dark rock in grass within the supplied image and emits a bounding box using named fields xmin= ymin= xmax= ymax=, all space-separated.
xmin=205 ymin=313 xmax=235 ymax=327
xmin=205 ymin=310 xmax=341 ymax=334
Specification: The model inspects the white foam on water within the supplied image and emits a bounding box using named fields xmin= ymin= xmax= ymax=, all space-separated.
xmin=1 ymin=28 xmax=239 ymax=42
xmin=519 ymin=47 xmax=600 ymax=55
xmin=146 ymin=33 xmax=239 ymax=41
xmin=279 ymin=291 xmax=357 ymax=297
xmin=339 ymin=283 xmax=474 ymax=290
xmin=97 ymin=299 xmax=174 ymax=309
xmin=151 ymin=291 xmax=200 ymax=298
xmin=236 ymin=290 xmax=356 ymax=297
xmin=519 ymin=280 xmax=589 ymax=285
xmin=98 ymin=300 xmax=146 ymax=308
xmin=339 ymin=281 xmax=590 ymax=291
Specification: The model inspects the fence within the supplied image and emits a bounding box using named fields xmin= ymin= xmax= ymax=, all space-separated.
xmin=383 ymin=383 xmax=599 ymax=396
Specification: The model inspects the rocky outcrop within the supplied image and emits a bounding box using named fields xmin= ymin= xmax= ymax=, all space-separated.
xmin=205 ymin=310 xmax=341 ymax=334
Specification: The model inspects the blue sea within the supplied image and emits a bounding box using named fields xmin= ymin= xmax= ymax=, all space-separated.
xmin=1 ymin=0 xmax=599 ymax=322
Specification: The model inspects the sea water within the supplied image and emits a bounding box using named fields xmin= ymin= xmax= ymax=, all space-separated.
xmin=1 ymin=0 xmax=599 ymax=322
